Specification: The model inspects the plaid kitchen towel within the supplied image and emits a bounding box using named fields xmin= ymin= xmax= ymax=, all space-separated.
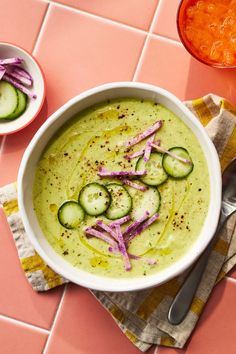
xmin=0 ymin=94 xmax=236 ymax=351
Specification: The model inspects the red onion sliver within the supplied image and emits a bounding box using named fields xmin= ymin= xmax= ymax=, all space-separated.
xmin=109 ymin=215 xmax=131 ymax=228
xmin=115 ymin=225 xmax=131 ymax=271
xmin=11 ymin=65 xmax=33 ymax=80
xmin=123 ymin=211 xmax=150 ymax=239
xmin=122 ymin=178 xmax=147 ymax=191
xmin=85 ymin=227 xmax=118 ymax=248
xmin=3 ymin=74 xmax=37 ymax=99
xmin=124 ymin=120 xmax=162 ymax=148
xmin=127 ymin=213 xmax=160 ymax=242
xmin=124 ymin=148 xmax=145 ymax=160
xmin=0 ymin=57 xmax=23 ymax=65
xmin=96 ymin=220 xmax=119 ymax=241
xmin=108 ymin=247 xmax=157 ymax=265
xmin=143 ymin=134 xmax=155 ymax=162
xmin=98 ymin=168 xmax=146 ymax=177
xmin=0 ymin=65 xmax=6 ymax=80
xmin=7 ymin=70 xmax=32 ymax=87
xmin=151 ymin=143 xmax=192 ymax=164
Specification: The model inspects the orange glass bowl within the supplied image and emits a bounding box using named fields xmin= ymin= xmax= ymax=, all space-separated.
xmin=177 ymin=0 xmax=236 ymax=68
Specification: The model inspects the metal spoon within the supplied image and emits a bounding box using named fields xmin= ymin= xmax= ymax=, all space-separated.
xmin=168 ymin=158 xmax=236 ymax=325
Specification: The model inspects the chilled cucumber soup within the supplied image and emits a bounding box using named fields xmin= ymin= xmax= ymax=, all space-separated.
xmin=33 ymin=98 xmax=210 ymax=278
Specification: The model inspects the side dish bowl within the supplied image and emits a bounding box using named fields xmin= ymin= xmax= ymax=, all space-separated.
xmin=17 ymin=82 xmax=221 ymax=292
xmin=0 ymin=42 xmax=45 ymax=135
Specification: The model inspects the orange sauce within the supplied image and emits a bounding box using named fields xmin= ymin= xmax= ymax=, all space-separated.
xmin=183 ymin=0 xmax=236 ymax=66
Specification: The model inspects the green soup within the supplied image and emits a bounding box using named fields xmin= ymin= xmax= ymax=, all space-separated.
xmin=33 ymin=98 xmax=210 ymax=278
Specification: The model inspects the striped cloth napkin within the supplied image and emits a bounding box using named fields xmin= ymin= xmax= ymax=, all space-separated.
xmin=1 ymin=94 xmax=236 ymax=351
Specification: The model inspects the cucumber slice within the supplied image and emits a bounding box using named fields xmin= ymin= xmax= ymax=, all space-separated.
xmin=58 ymin=201 xmax=84 ymax=229
xmin=136 ymin=152 xmax=168 ymax=186
xmin=105 ymin=183 xmax=132 ymax=220
xmin=127 ymin=183 xmax=161 ymax=219
xmin=7 ymin=89 xmax=27 ymax=120
xmin=0 ymin=81 xmax=18 ymax=119
xmin=162 ymin=147 xmax=193 ymax=178
xmin=79 ymin=183 xmax=111 ymax=216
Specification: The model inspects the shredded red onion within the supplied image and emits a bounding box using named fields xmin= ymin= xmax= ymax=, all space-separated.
xmin=115 ymin=225 xmax=131 ymax=271
xmin=143 ymin=134 xmax=155 ymax=162
xmin=108 ymin=215 xmax=131 ymax=228
xmin=85 ymin=227 xmax=117 ymax=248
xmin=122 ymin=179 xmax=147 ymax=191
xmin=6 ymin=70 xmax=32 ymax=86
xmin=96 ymin=220 xmax=119 ymax=241
xmin=127 ymin=213 xmax=160 ymax=242
xmin=3 ymin=73 xmax=37 ymax=99
xmin=124 ymin=120 xmax=162 ymax=148
xmin=0 ymin=57 xmax=22 ymax=65
xmin=108 ymin=247 xmax=157 ymax=265
xmin=124 ymin=148 xmax=145 ymax=160
xmin=98 ymin=167 xmax=146 ymax=177
xmin=123 ymin=211 xmax=150 ymax=239
xmin=151 ymin=143 xmax=192 ymax=164
xmin=11 ymin=65 xmax=33 ymax=80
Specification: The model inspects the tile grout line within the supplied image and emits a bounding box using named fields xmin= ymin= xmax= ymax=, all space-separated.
xmin=225 ymin=276 xmax=236 ymax=283
xmin=32 ymin=2 xmax=52 ymax=56
xmin=42 ymin=284 xmax=68 ymax=353
xmin=42 ymin=0 xmax=181 ymax=45
xmin=0 ymin=314 xmax=50 ymax=334
xmin=132 ymin=0 xmax=163 ymax=81
xmin=47 ymin=0 xmax=147 ymax=36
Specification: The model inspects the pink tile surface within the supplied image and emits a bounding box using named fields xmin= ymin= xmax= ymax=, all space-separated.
xmin=0 ymin=0 xmax=48 ymax=52
xmin=157 ymin=279 xmax=236 ymax=354
xmin=152 ymin=0 xmax=180 ymax=41
xmin=0 ymin=208 xmax=63 ymax=329
xmin=0 ymin=317 xmax=47 ymax=354
xmin=34 ymin=4 xmax=146 ymax=113
xmin=1 ymin=0 xmax=236 ymax=353
xmin=46 ymin=284 xmax=154 ymax=354
xmin=136 ymin=36 xmax=236 ymax=104
xmin=0 ymin=102 xmax=48 ymax=186
xmin=55 ymin=0 xmax=159 ymax=30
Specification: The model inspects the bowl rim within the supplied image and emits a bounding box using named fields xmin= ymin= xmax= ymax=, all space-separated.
xmin=176 ymin=1 xmax=236 ymax=69
xmin=17 ymin=81 xmax=222 ymax=292
xmin=0 ymin=41 xmax=46 ymax=135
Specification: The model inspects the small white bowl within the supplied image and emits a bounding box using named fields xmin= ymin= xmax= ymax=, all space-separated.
xmin=0 ymin=42 xmax=45 ymax=135
xmin=18 ymin=82 xmax=222 ymax=292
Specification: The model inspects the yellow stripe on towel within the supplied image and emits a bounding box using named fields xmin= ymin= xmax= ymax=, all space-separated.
xmin=190 ymin=297 xmax=205 ymax=316
xmin=136 ymin=279 xmax=180 ymax=320
xmin=109 ymin=304 xmax=125 ymax=323
xmin=213 ymin=239 xmax=229 ymax=256
xmin=3 ymin=199 xmax=19 ymax=216
xmin=220 ymin=124 xmax=236 ymax=171
xmin=21 ymin=253 xmax=63 ymax=288
xmin=124 ymin=330 xmax=137 ymax=344
xmin=192 ymin=98 xmax=213 ymax=126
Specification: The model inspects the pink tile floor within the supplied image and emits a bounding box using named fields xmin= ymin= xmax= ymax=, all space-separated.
xmin=0 ymin=1 xmax=236 ymax=353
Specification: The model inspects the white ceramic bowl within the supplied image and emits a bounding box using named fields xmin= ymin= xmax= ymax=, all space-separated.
xmin=18 ymin=82 xmax=221 ymax=292
xmin=0 ymin=42 xmax=45 ymax=135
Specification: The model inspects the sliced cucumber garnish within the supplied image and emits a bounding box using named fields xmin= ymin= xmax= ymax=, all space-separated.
xmin=0 ymin=81 xmax=18 ymax=119
xmin=79 ymin=182 xmax=111 ymax=216
xmin=58 ymin=201 xmax=84 ymax=229
xmin=127 ymin=183 xmax=161 ymax=219
xmin=105 ymin=183 xmax=132 ymax=220
xmin=136 ymin=152 xmax=168 ymax=186
xmin=7 ymin=89 xmax=27 ymax=120
xmin=162 ymin=147 xmax=193 ymax=179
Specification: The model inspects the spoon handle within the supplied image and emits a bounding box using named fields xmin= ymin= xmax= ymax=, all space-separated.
xmin=168 ymin=211 xmax=227 ymax=325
